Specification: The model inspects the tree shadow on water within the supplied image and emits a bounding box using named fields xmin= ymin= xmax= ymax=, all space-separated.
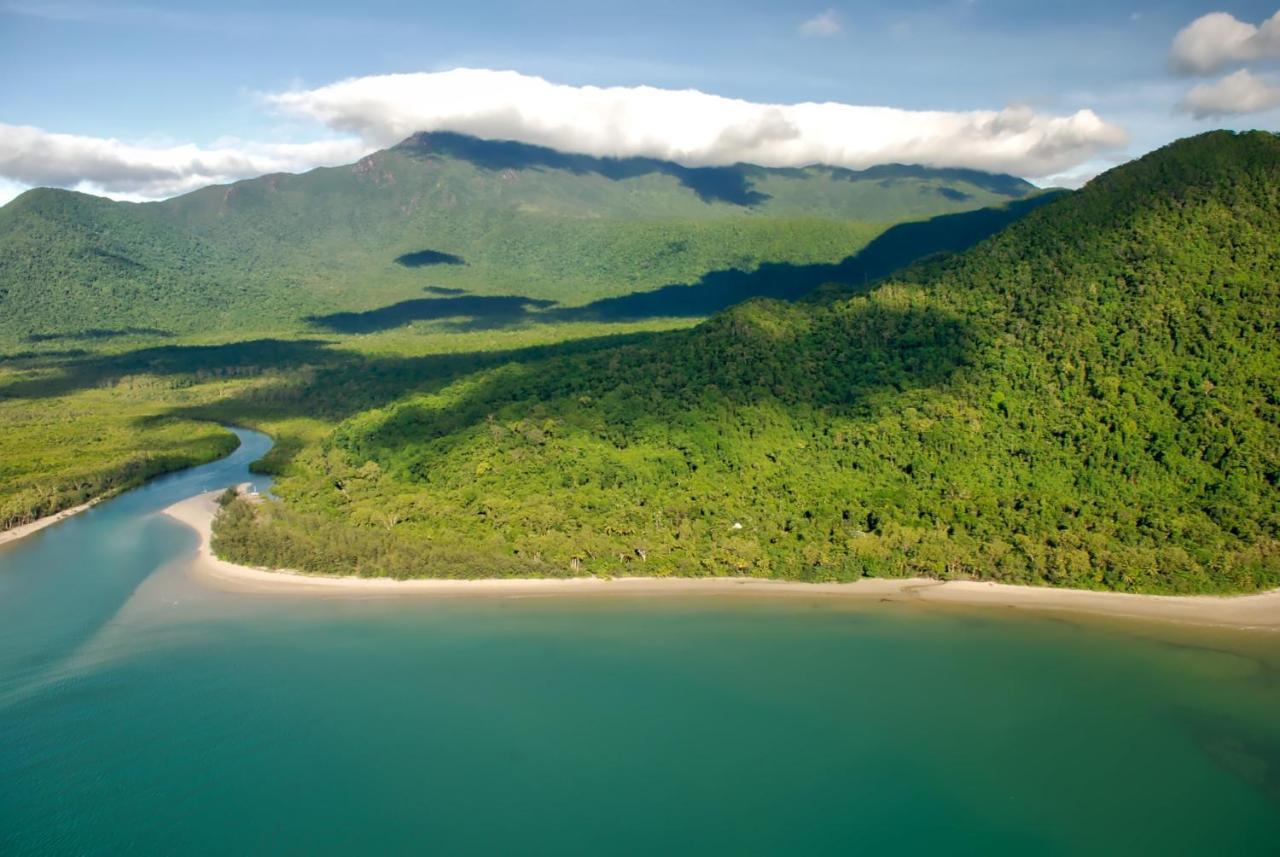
xmin=24 ymin=327 xmax=174 ymax=344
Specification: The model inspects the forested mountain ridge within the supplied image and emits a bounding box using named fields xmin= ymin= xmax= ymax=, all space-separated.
xmin=215 ymin=131 xmax=1280 ymax=593
xmin=0 ymin=132 xmax=1038 ymax=343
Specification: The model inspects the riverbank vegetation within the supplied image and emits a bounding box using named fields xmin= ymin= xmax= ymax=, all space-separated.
xmin=0 ymin=374 xmax=239 ymax=530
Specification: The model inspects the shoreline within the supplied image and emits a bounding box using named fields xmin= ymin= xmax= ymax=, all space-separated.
xmin=0 ymin=498 xmax=100 ymax=548
xmin=165 ymin=490 xmax=1280 ymax=631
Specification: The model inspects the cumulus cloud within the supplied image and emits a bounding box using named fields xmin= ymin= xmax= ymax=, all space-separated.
xmin=266 ymin=69 xmax=1128 ymax=178
xmin=1182 ymin=69 xmax=1280 ymax=117
xmin=0 ymin=124 xmax=370 ymax=200
xmin=799 ymin=9 xmax=842 ymax=37
xmin=1169 ymin=10 xmax=1280 ymax=75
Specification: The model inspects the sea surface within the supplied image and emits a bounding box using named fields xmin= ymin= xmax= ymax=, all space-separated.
xmin=1 ymin=428 xmax=1278 ymax=855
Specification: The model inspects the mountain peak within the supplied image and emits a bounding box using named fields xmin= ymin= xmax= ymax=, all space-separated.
xmin=393 ymin=130 xmax=768 ymax=205
xmin=387 ymin=131 xmax=1039 ymax=206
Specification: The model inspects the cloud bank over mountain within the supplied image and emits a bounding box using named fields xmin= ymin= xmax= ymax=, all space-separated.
xmin=0 ymin=125 xmax=368 ymax=201
xmin=266 ymin=69 xmax=1127 ymax=178
xmin=1 ymin=68 xmax=1129 ymax=203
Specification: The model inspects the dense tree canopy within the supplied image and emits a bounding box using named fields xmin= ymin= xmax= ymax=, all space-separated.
xmin=216 ymin=132 xmax=1280 ymax=593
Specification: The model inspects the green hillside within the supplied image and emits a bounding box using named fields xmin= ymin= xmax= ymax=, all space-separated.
xmin=0 ymin=132 xmax=1037 ymax=344
xmin=214 ymin=131 xmax=1280 ymax=593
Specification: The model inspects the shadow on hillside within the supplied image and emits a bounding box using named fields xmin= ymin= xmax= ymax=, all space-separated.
xmin=153 ymin=331 xmax=672 ymax=469
xmin=25 ymin=327 xmax=174 ymax=343
xmin=302 ymin=193 xmax=1061 ymax=335
xmin=328 ymin=300 xmax=978 ymax=470
xmin=0 ymin=328 xmax=668 ymax=465
xmin=161 ymin=300 xmax=973 ymax=474
xmin=3 ymin=194 xmax=1052 ymax=464
xmin=552 ymin=193 xmax=1060 ymax=324
xmin=307 ymin=296 xmax=557 ymax=334
xmin=396 ymin=250 xmax=465 ymax=267
xmin=843 ymin=164 xmax=1036 ymax=199
xmin=397 ymin=131 xmax=768 ymax=207
xmin=1 ymin=347 xmax=91 ymax=362
xmin=394 ymin=132 xmax=1040 ymax=208
xmin=2 ymin=302 xmax=975 ymax=480
xmin=0 ymin=339 xmax=337 ymax=400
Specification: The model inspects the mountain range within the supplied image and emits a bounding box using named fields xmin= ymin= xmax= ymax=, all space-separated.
xmin=0 ymin=132 xmax=1043 ymax=344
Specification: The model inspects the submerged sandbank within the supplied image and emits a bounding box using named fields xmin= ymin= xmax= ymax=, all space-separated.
xmin=165 ymin=491 xmax=1280 ymax=631
xmin=0 ymin=499 xmax=99 ymax=548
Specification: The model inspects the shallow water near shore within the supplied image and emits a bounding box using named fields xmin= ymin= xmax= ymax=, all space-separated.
xmin=1 ymin=429 xmax=1278 ymax=855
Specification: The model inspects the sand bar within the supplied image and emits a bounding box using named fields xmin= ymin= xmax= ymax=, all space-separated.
xmin=0 ymin=499 xmax=99 ymax=548
xmin=165 ymin=491 xmax=1280 ymax=631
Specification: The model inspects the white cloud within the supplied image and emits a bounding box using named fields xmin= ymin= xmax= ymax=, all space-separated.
xmin=799 ymin=9 xmax=842 ymax=37
xmin=0 ymin=124 xmax=370 ymax=200
xmin=266 ymin=69 xmax=1128 ymax=179
xmin=0 ymin=176 xmax=28 ymax=207
xmin=1037 ymin=166 xmax=1103 ymax=190
xmin=0 ymin=68 xmax=1131 ymax=203
xmin=1169 ymin=10 xmax=1280 ymax=75
xmin=1182 ymin=69 xmax=1280 ymax=117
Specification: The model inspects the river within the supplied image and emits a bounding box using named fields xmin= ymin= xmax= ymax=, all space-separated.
xmin=1 ymin=428 xmax=1278 ymax=854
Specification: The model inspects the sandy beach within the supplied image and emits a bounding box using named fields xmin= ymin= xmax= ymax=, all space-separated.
xmin=165 ymin=490 xmax=1280 ymax=631
xmin=0 ymin=499 xmax=99 ymax=548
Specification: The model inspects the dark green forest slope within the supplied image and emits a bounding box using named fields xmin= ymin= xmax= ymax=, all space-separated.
xmin=0 ymin=132 xmax=1037 ymax=343
xmin=215 ymin=131 xmax=1280 ymax=593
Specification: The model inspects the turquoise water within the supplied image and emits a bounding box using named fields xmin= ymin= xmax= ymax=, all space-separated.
xmin=1 ymin=430 xmax=1278 ymax=855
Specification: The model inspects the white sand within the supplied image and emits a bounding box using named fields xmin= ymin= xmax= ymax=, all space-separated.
xmin=0 ymin=499 xmax=99 ymax=547
xmin=165 ymin=490 xmax=1280 ymax=631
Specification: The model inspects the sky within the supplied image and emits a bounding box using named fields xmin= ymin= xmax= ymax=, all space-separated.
xmin=1 ymin=1 xmax=1278 ymax=204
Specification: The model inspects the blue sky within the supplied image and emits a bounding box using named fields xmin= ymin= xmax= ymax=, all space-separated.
xmin=1 ymin=1 xmax=1278 ymax=201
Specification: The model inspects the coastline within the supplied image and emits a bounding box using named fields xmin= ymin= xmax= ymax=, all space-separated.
xmin=165 ymin=491 xmax=1280 ymax=631
xmin=0 ymin=499 xmax=99 ymax=548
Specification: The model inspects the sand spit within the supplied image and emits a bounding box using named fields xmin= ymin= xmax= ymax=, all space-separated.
xmin=165 ymin=491 xmax=1280 ymax=631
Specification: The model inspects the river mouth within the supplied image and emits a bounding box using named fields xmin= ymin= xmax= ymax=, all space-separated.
xmin=2 ymin=427 xmax=1279 ymax=854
